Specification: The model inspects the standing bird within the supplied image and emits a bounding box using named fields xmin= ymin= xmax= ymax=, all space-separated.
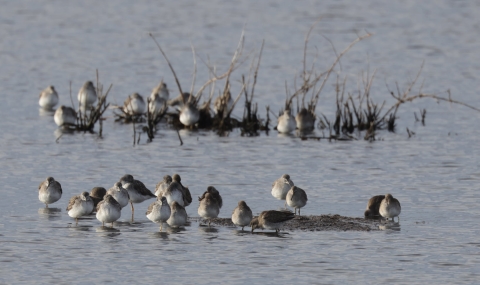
xmin=77 ymin=81 xmax=97 ymax=108
xmin=119 ymin=174 xmax=156 ymax=214
xmin=198 ymin=186 xmax=223 ymax=209
xmin=106 ymin=182 xmax=130 ymax=209
xmin=167 ymin=201 xmax=188 ymax=228
xmin=295 ymin=108 xmax=315 ymax=132
xmin=163 ymin=181 xmax=185 ymax=207
xmin=179 ymin=100 xmax=200 ymax=127
xmin=146 ymin=196 xmax=171 ymax=231
xmin=276 ymin=109 xmax=296 ymax=133
xmin=150 ymin=81 xmax=169 ymax=101
xmin=250 ymin=210 xmax=295 ymax=233
xmin=149 ymin=93 xmax=167 ymax=118
xmin=286 ymin=186 xmax=308 ymax=215
xmin=38 ymin=85 xmax=59 ymax=110
xmin=38 ymin=177 xmax=62 ymax=208
xmin=123 ymin=93 xmax=146 ymax=115
xmin=364 ymin=195 xmax=386 ymax=217
xmin=54 ymin=105 xmax=77 ymax=127
xmin=198 ymin=193 xmax=220 ymax=227
xmin=66 ymin=191 xmax=94 ymax=225
xmin=172 ymin=174 xmax=192 ymax=207
xmin=96 ymin=194 xmax=122 ymax=227
xmin=155 ymin=175 xmax=172 ymax=197
xmin=271 ymin=174 xmax=294 ymax=207
xmin=231 ymin=201 xmax=253 ymax=230
xmin=379 ymin=194 xmax=401 ymax=222
xmin=89 ymin=187 xmax=107 ymax=209
xmin=168 ymin=92 xmax=194 ymax=109
xmin=213 ymin=91 xmax=234 ymax=116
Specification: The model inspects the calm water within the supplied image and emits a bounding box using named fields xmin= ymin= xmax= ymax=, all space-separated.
xmin=1 ymin=0 xmax=480 ymax=284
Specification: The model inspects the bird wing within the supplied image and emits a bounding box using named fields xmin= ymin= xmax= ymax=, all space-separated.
xmin=134 ymin=180 xmax=155 ymax=197
xmin=146 ymin=201 xmax=155 ymax=215
xmin=66 ymin=196 xmax=78 ymax=211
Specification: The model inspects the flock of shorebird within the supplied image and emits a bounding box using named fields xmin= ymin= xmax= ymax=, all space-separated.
xmin=38 ymin=80 xmax=317 ymax=133
xmin=37 ymin=173 xmax=401 ymax=233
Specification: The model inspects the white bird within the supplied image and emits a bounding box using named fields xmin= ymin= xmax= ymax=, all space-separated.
xmin=271 ymin=174 xmax=294 ymax=207
xmin=123 ymin=93 xmax=146 ymax=115
xmin=38 ymin=177 xmax=62 ymax=208
xmin=54 ymin=105 xmax=77 ymax=127
xmin=379 ymin=194 xmax=401 ymax=222
xmin=119 ymin=174 xmax=156 ymax=214
xmin=96 ymin=194 xmax=122 ymax=227
xmin=106 ymin=182 xmax=130 ymax=209
xmin=150 ymin=81 xmax=169 ymax=101
xmin=155 ymin=175 xmax=172 ymax=197
xmin=38 ymin=85 xmax=59 ymax=110
xmin=167 ymin=201 xmax=187 ymax=228
xmin=276 ymin=109 xmax=296 ymax=133
xmin=146 ymin=196 xmax=171 ymax=231
xmin=179 ymin=100 xmax=200 ymax=127
xmin=286 ymin=186 xmax=308 ymax=215
xmin=231 ymin=200 xmax=253 ymax=230
xmin=66 ymin=191 xmax=94 ymax=225
xmin=77 ymin=81 xmax=97 ymax=107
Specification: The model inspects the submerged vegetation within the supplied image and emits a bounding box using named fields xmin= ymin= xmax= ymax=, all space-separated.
xmin=47 ymin=24 xmax=480 ymax=145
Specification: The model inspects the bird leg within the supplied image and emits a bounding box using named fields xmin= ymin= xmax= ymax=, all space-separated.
xmin=45 ymin=204 xmax=48 ymax=208
xmin=75 ymin=218 xmax=78 ymax=226
xmin=111 ymin=222 xmax=114 ymax=228
xmin=298 ymin=208 xmax=301 ymax=216
xmin=102 ymin=222 xmax=105 ymax=227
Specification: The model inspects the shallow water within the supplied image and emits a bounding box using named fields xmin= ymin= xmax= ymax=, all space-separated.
xmin=1 ymin=0 xmax=480 ymax=284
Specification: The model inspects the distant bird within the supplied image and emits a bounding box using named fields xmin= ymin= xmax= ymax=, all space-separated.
xmin=213 ymin=91 xmax=234 ymax=116
xmin=198 ymin=186 xmax=223 ymax=209
xmin=271 ymin=174 xmax=294 ymax=207
xmin=38 ymin=85 xmax=59 ymax=110
xmin=148 ymin=93 xmax=167 ymax=117
xmin=168 ymin=92 xmax=194 ymax=109
xmin=364 ymin=195 xmax=385 ymax=217
xmin=295 ymin=108 xmax=315 ymax=132
xmin=119 ymin=174 xmax=155 ymax=214
xmin=286 ymin=186 xmax=308 ymax=215
xmin=96 ymin=194 xmax=122 ymax=227
xmin=276 ymin=109 xmax=296 ymax=133
xmin=379 ymin=194 xmax=401 ymax=222
xmin=250 ymin=210 xmax=295 ymax=233
xmin=54 ymin=105 xmax=77 ymax=127
xmin=172 ymin=174 xmax=192 ymax=207
xmin=78 ymin=81 xmax=97 ymax=107
xmin=167 ymin=201 xmax=188 ymax=228
xmin=179 ymin=100 xmax=200 ymax=127
xmin=89 ymin=187 xmax=107 ymax=209
xmin=106 ymin=182 xmax=130 ymax=209
xmin=66 ymin=191 xmax=94 ymax=225
xmin=163 ymin=181 xmax=185 ymax=207
xmin=150 ymin=81 xmax=169 ymax=101
xmin=155 ymin=175 xmax=172 ymax=197
xmin=123 ymin=93 xmax=146 ymax=115
xmin=38 ymin=177 xmax=62 ymax=208
xmin=198 ymin=193 xmax=220 ymax=226
xmin=231 ymin=200 xmax=253 ymax=230
xmin=146 ymin=196 xmax=171 ymax=231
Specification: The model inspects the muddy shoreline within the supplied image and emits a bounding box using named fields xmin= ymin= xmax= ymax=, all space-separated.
xmin=189 ymin=214 xmax=383 ymax=232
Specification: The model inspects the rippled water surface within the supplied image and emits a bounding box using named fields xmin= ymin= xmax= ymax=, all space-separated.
xmin=1 ymin=0 xmax=480 ymax=284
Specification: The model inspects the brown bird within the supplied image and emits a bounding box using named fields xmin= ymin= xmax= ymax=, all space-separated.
xmin=198 ymin=193 xmax=220 ymax=227
xmin=250 ymin=210 xmax=295 ymax=233
xmin=89 ymin=187 xmax=107 ymax=209
xmin=172 ymin=174 xmax=192 ymax=207
xmin=198 ymin=186 xmax=223 ymax=209
xmin=232 ymin=201 xmax=253 ymax=230
xmin=286 ymin=186 xmax=308 ymax=215
xmin=364 ymin=195 xmax=385 ymax=217
xmin=379 ymin=194 xmax=401 ymax=222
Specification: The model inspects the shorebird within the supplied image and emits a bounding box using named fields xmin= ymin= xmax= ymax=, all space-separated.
xmin=172 ymin=174 xmax=192 ymax=207
xmin=38 ymin=85 xmax=59 ymax=110
xmin=148 ymin=93 xmax=167 ymax=117
xmin=168 ymin=92 xmax=194 ymax=109
xmin=119 ymin=174 xmax=156 ymax=214
xmin=213 ymin=91 xmax=234 ymax=116
xmin=286 ymin=186 xmax=308 ymax=215
xmin=250 ymin=210 xmax=295 ymax=233
xmin=364 ymin=195 xmax=385 ymax=217
xmin=78 ymin=81 xmax=97 ymax=107
xmin=163 ymin=181 xmax=185 ymax=206
xmin=276 ymin=109 xmax=296 ymax=133
xmin=66 ymin=191 xmax=94 ymax=225
xmin=198 ymin=193 xmax=220 ymax=226
xmin=198 ymin=186 xmax=223 ymax=209
xmin=179 ymin=100 xmax=200 ymax=127
xmin=295 ymin=108 xmax=315 ymax=132
xmin=150 ymin=81 xmax=169 ymax=101
xmin=271 ymin=174 xmax=294 ymax=207
xmin=155 ymin=175 xmax=172 ymax=197
xmin=379 ymin=194 xmax=401 ymax=222
xmin=89 ymin=187 xmax=107 ymax=209
xmin=231 ymin=200 xmax=253 ymax=230
xmin=54 ymin=105 xmax=77 ymax=127
xmin=38 ymin=177 xmax=62 ymax=208
xmin=96 ymin=194 xmax=122 ymax=227
xmin=106 ymin=182 xmax=130 ymax=209
xmin=123 ymin=93 xmax=146 ymax=115
xmin=146 ymin=196 xmax=171 ymax=231
xmin=167 ymin=201 xmax=188 ymax=228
